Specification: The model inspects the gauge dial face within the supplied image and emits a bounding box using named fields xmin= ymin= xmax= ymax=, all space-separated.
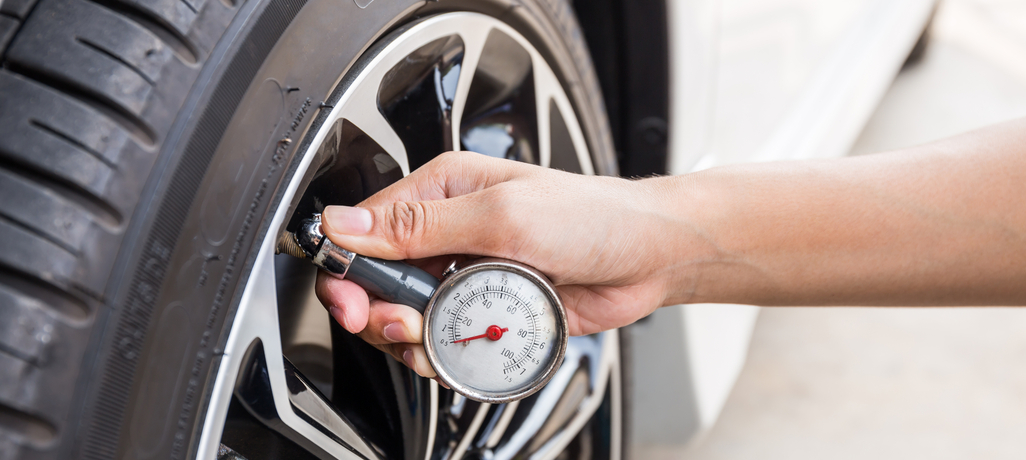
xmin=424 ymin=262 xmax=565 ymax=401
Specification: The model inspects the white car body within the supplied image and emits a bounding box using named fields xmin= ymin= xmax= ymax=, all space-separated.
xmin=625 ymin=0 xmax=937 ymax=456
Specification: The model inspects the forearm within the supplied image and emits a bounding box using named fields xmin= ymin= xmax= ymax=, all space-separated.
xmin=653 ymin=118 xmax=1026 ymax=306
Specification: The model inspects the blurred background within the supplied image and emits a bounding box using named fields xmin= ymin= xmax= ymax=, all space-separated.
xmin=683 ymin=0 xmax=1026 ymax=458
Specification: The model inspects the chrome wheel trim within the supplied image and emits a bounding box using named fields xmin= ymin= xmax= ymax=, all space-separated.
xmin=195 ymin=11 xmax=617 ymax=460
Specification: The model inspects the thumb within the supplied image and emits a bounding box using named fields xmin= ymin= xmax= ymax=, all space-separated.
xmin=320 ymin=192 xmax=508 ymax=261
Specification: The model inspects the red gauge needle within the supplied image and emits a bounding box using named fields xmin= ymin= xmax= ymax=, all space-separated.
xmin=453 ymin=325 xmax=508 ymax=343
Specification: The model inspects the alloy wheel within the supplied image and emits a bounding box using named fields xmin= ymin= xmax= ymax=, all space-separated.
xmin=196 ymin=12 xmax=621 ymax=460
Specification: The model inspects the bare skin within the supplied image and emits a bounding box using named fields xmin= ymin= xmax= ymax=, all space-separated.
xmin=315 ymin=118 xmax=1026 ymax=377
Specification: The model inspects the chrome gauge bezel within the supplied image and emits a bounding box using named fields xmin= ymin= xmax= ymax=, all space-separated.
xmin=423 ymin=258 xmax=569 ymax=404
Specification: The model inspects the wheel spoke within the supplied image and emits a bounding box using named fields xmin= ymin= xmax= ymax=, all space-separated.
xmin=456 ymin=28 xmax=540 ymax=164
xmin=532 ymin=59 xmax=595 ymax=175
xmin=233 ymin=339 xmax=382 ymax=459
xmin=533 ymin=58 xmax=555 ymax=169
xmin=449 ymin=24 xmax=492 ymax=152
xmin=337 ymin=90 xmax=411 ymax=176
xmin=447 ymin=402 xmax=491 ymax=460
xmin=217 ymin=443 xmax=249 ymax=460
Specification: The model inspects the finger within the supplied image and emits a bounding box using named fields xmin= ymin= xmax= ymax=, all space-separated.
xmin=360 ymin=151 xmax=524 ymax=206
xmin=557 ymin=284 xmax=664 ymax=336
xmin=356 ymin=298 xmax=424 ymax=345
xmin=321 ymin=188 xmax=514 ymax=261
xmin=321 ymin=153 xmax=541 ymax=261
xmin=372 ymin=343 xmax=437 ymax=378
xmin=398 ymin=344 xmax=436 ymax=378
xmin=315 ymin=272 xmax=369 ymax=334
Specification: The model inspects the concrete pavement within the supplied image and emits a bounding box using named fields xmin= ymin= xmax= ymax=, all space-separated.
xmin=683 ymin=0 xmax=1026 ymax=458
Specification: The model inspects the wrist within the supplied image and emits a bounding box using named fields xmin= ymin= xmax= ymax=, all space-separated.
xmin=631 ymin=173 xmax=730 ymax=306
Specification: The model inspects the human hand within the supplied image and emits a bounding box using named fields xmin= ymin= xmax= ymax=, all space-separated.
xmin=315 ymin=151 xmax=688 ymax=377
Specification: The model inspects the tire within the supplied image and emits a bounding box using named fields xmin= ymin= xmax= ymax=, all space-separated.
xmin=0 ymin=0 xmax=619 ymax=459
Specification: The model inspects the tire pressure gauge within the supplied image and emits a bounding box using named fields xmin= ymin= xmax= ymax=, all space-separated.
xmin=424 ymin=259 xmax=567 ymax=403
xmin=278 ymin=215 xmax=568 ymax=403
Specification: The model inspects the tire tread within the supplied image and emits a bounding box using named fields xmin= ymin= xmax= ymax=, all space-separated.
xmin=0 ymin=0 xmax=238 ymax=454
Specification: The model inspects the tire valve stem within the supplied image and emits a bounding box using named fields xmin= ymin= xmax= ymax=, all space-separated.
xmin=276 ymin=231 xmax=306 ymax=259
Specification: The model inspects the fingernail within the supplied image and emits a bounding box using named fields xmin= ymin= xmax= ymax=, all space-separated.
xmin=329 ymin=306 xmax=352 ymax=333
xmin=323 ymin=206 xmax=372 ymax=235
xmin=383 ymin=322 xmax=406 ymax=343
xmin=403 ymin=349 xmax=415 ymax=369
xmin=434 ymin=377 xmax=450 ymax=389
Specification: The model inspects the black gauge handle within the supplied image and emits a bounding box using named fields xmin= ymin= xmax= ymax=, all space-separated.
xmin=345 ymin=254 xmax=437 ymax=313
xmin=286 ymin=215 xmax=438 ymax=312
